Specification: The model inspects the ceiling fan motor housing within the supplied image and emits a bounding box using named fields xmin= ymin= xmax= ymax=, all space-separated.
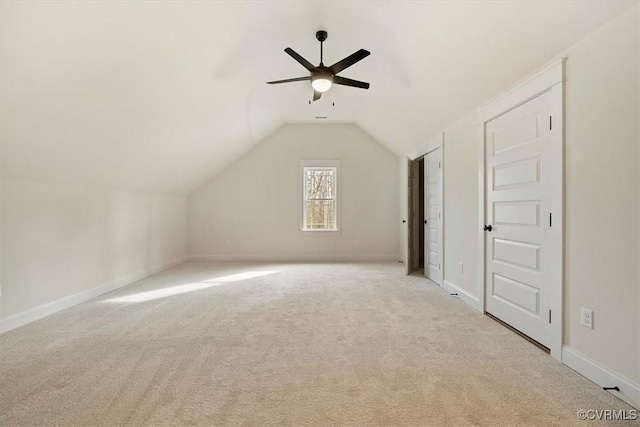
xmin=312 ymin=66 xmax=332 ymax=81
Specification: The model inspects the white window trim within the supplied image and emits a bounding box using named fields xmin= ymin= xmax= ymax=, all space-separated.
xmin=300 ymin=160 xmax=341 ymax=232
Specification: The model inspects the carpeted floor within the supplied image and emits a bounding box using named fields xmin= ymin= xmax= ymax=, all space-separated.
xmin=0 ymin=262 xmax=635 ymax=426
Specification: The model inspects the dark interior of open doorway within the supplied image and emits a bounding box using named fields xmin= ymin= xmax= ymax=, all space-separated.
xmin=409 ymin=157 xmax=425 ymax=273
xmin=418 ymin=158 xmax=424 ymax=268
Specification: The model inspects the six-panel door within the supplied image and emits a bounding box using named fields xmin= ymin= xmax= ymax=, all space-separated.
xmin=485 ymin=91 xmax=553 ymax=349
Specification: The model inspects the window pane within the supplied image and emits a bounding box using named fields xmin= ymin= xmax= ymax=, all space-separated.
xmin=305 ymin=200 xmax=335 ymax=229
xmin=306 ymin=169 xmax=334 ymax=200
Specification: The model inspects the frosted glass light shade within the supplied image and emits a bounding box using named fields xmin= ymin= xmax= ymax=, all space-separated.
xmin=311 ymin=78 xmax=332 ymax=92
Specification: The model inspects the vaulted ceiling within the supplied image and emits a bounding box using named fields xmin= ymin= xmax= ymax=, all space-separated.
xmin=1 ymin=1 xmax=636 ymax=194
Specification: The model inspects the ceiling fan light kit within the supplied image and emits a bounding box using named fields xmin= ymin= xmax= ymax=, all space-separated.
xmin=311 ymin=74 xmax=333 ymax=92
xmin=267 ymin=30 xmax=370 ymax=102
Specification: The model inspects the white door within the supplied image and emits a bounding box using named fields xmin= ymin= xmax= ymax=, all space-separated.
xmin=424 ymin=147 xmax=443 ymax=285
xmin=485 ymin=91 xmax=554 ymax=348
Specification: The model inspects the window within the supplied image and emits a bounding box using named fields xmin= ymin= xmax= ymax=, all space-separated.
xmin=301 ymin=160 xmax=340 ymax=231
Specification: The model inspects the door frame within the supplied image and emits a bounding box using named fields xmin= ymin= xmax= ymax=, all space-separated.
xmin=409 ymin=133 xmax=445 ymax=283
xmin=477 ymin=58 xmax=565 ymax=361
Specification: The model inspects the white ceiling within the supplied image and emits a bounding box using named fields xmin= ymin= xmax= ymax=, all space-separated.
xmin=1 ymin=1 xmax=636 ymax=195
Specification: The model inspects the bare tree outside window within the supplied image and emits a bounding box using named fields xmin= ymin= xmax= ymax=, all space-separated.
xmin=303 ymin=167 xmax=337 ymax=230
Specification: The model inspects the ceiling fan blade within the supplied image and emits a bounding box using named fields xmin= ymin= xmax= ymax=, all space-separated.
xmin=328 ymin=49 xmax=370 ymax=75
xmin=313 ymin=91 xmax=322 ymax=102
xmin=284 ymin=48 xmax=317 ymax=72
xmin=267 ymin=76 xmax=311 ymax=85
xmin=333 ymin=75 xmax=370 ymax=89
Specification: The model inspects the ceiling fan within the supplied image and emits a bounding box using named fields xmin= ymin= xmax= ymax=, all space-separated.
xmin=267 ymin=30 xmax=370 ymax=102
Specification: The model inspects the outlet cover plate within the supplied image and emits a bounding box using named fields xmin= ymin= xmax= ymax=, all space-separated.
xmin=581 ymin=307 xmax=594 ymax=329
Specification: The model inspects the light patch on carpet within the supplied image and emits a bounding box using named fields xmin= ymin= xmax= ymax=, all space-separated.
xmin=105 ymin=270 xmax=278 ymax=303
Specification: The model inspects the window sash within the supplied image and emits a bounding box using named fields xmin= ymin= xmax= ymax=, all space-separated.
xmin=302 ymin=166 xmax=338 ymax=231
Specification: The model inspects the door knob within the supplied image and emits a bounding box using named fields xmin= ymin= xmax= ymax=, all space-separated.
xmin=402 ymin=220 xmax=406 ymax=223
xmin=424 ymin=220 xmax=428 ymax=224
xmin=484 ymin=225 xmax=493 ymax=232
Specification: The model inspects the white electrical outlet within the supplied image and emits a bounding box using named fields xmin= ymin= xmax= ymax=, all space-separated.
xmin=459 ymin=262 xmax=464 ymax=273
xmin=581 ymin=308 xmax=594 ymax=329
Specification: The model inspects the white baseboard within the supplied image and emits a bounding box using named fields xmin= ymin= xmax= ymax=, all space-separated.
xmin=442 ymin=279 xmax=483 ymax=312
xmin=0 ymin=256 xmax=187 ymax=334
xmin=188 ymin=254 xmax=400 ymax=262
xmin=147 ymin=256 xmax=187 ymax=275
xmin=562 ymin=346 xmax=639 ymax=410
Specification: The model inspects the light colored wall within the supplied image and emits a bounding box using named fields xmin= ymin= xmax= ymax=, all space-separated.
xmin=0 ymin=179 xmax=187 ymax=322
xmin=442 ymin=113 xmax=481 ymax=300
xmin=402 ymin=4 xmax=640 ymax=385
xmin=188 ymin=124 xmax=399 ymax=261
xmin=398 ymin=114 xmax=482 ymax=306
xmin=563 ymin=5 xmax=639 ymax=383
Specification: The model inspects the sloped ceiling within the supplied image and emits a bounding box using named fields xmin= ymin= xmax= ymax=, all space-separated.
xmin=1 ymin=1 xmax=636 ymax=195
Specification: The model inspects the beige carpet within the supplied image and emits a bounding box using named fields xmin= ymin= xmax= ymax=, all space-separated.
xmin=0 ymin=262 xmax=635 ymax=426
